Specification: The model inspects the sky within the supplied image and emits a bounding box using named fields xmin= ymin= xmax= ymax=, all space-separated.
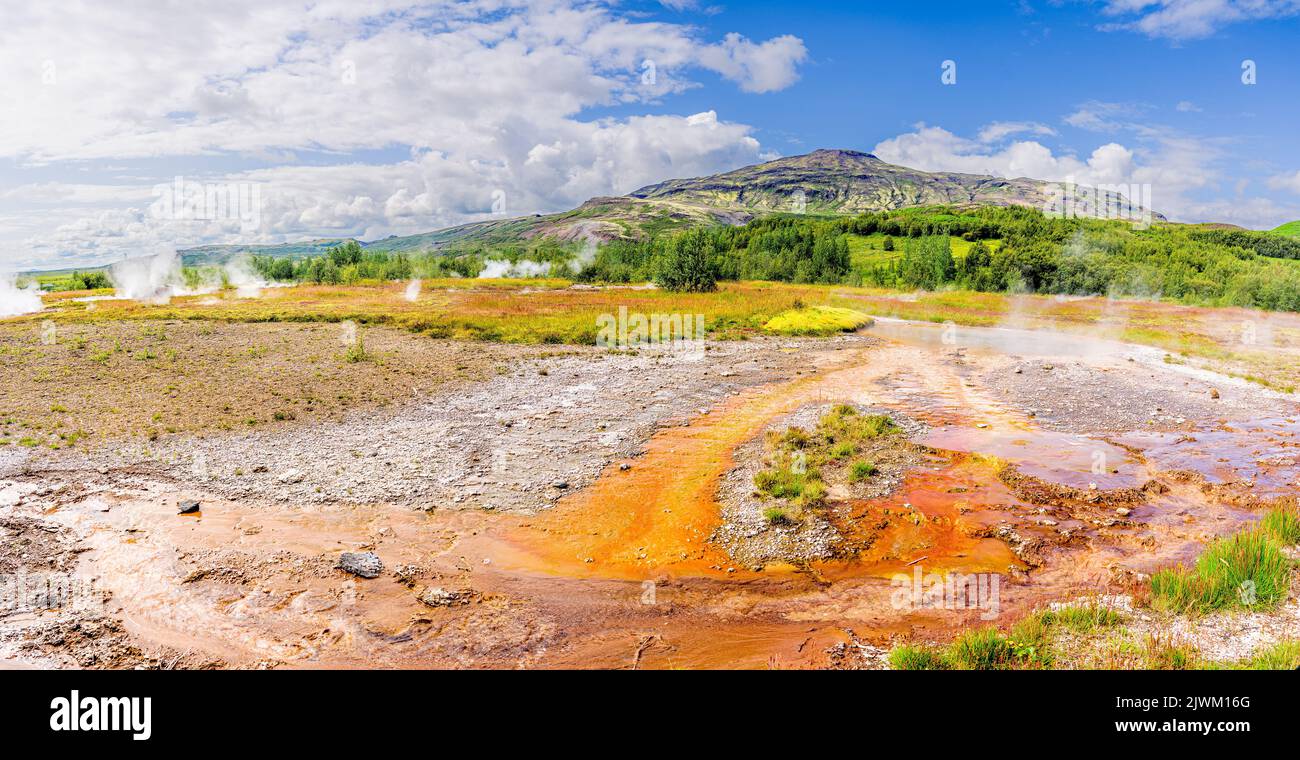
xmin=2 ymin=0 xmax=1299 ymax=271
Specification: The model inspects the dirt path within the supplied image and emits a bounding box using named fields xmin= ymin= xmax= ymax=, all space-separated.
xmin=3 ymin=322 xmax=1297 ymax=669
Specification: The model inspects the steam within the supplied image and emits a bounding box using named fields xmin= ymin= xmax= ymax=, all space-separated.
xmin=223 ymin=255 xmax=272 ymax=298
xmin=404 ymin=278 xmax=422 ymax=302
xmin=112 ymin=251 xmax=186 ymax=303
xmin=477 ymin=233 xmax=601 ymax=280
xmin=111 ymin=251 xmax=275 ymax=303
xmin=0 ymin=274 xmax=43 ymax=317
xmin=479 ymin=259 xmax=552 ymax=279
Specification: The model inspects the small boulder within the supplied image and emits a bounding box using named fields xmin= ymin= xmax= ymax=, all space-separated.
xmin=177 ymin=500 xmax=201 ymax=515
xmin=278 ymin=469 xmax=305 ymax=484
xmin=338 ymin=551 xmax=383 ymax=579
xmin=418 ymin=586 xmax=473 ymax=607
xmin=1116 ymin=507 xmax=1133 ymax=518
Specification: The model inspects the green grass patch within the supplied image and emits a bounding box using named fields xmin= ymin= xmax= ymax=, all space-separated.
xmin=887 ymin=645 xmax=949 ymax=670
xmin=848 ymin=460 xmax=876 ymax=482
xmin=1150 ymin=509 xmax=1297 ymax=614
xmin=889 ymin=601 xmax=1123 ymax=670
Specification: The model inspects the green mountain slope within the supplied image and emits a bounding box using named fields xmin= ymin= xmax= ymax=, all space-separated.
xmin=1272 ymin=221 xmax=1300 ymax=237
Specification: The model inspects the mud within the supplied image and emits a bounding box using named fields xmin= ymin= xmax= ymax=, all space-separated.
xmin=2 ymin=319 xmax=1298 ymax=669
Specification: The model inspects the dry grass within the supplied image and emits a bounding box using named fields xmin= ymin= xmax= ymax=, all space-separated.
xmin=0 ymin=319 xmax=550 ymax=447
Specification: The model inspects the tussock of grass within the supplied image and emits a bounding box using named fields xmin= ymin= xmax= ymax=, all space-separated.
xmin=848 ymin=460 xmax=876 ymax=482
xmin=947 ymin=627 xmax=1017 ymax=670
xmin=1039 ymin=603 xmax=1125 ymax=633
xmin=754 ymin=406 xmax=900 ymax=518
xmin=1150 ymin=507 xmax=1297 ymax=614
xmin=1260 ymin=503 xmax=1300 ymax=544
xmin=887 ymin=645 xmax=949 ymax=670
xmin=1142 ymin=633 xmax=1199 ymax=670
xmin=762 ymin=305 xmax=872 ymax=336
xmin=889 ymin=601 xmax=1124 ymax=670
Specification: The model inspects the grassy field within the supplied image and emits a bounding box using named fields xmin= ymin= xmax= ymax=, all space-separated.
xmin=6 ymin=278 xmax=1300 ymax=448
xmin=846 ymin=233 xmax=1004 ymax=271
xmin=25 ymin=279 xmax=1300 ymax=393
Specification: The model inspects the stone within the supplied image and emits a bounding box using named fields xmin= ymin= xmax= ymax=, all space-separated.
xmin=177 ymin=500 xmax=201 ymax=515
xmin=338 ymin=551 xmax=383 ymax=579
xmin=278 ymin=469 xmax=305 ymax=484
xmin=418 ymin=587 xmax=472 ymax=607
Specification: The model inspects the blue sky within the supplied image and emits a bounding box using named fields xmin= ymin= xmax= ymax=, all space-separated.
xmin=2 ymin=0 xmax=1299 ymax=271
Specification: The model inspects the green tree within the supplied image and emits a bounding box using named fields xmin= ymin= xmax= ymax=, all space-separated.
xmin=654 ymin=228 xmax=719 ymax=292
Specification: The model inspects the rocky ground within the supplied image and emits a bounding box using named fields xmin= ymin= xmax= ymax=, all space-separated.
xmin=711 ymin=403 xmax=926 ymax=568
xmin=976 ymin=352 xmax=1290 ymax=434
xmin=9 ymin=334 xmax=861 ymax=513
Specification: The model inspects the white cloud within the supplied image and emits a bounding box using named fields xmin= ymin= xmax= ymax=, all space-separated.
xmin=873 ymin=124 xmax=1135 ymax=185
xmin=873 ymin=120 xmax=1299 ymax=228
xmin=1063 ymin=101 xmax=1148 ymax=131
xmin=977 ymin=122 xmax=1057 ymax=143
xmin=1098 ymin=0 xmax=1300 ymax=40
xmin=0 ymin=1 xmax=806 ymax=269
xmin=696 ymin=33 xmax=808 ymax=94
xmin=1268 ymin=170 xmax=1300 ymax=194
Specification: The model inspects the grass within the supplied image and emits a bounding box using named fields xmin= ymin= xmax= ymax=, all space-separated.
xmin=754 ymin=405 xmax=901 ymax=521
xmin=1149 ymin=506 xmax=1298 ymax=614
xmin=846 ymin=233 xmax=1004 ymax=273
xmin=889 ymin=601 xmax=1125 ymax=670
xmin=21 ymin=277 xmax=1300 ymax=392
xmin=887 ymin=644 xmax=949 ymax=670
xmin=848 ymin=459 xmax=876 ymax=482
xmin=1233 ymin=640 xmax=1300 ymax=669
xmin=1272 ymin=220 xmax=1300 ymax=238
xmin=1038 ymin=603 xmax=1125 ymax=632
xmin=761 ymin=305 xmax=872 ymax=336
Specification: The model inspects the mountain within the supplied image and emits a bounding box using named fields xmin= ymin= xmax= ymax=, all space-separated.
xmin=177 ymin=149 xmax=1163 ymax=261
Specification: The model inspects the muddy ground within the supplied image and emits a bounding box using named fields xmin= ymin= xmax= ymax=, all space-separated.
xmin=2 ymin=320 xmax=1298 ymax=669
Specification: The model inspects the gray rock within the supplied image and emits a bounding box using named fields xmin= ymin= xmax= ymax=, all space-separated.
xmin=177 ymin=500 xmax=201 ymax=514
xmin=338 ymin=551 xmax=383 ymax=578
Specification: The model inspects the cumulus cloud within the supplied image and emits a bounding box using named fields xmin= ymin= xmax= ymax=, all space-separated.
xmin=0 ymin=1 xmax=806 ymax=268
xmin=1098 ymin=0 xmax=1300 ymax=40
xmin=872 ymin=119 xmax=1299 ymax=228
xmin=874 ymin=124 xmax=1136 ymax=185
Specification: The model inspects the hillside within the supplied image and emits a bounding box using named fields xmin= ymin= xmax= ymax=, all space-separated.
xmin=1273 ymin=221 xmax=1300 ymax=237
xmin=173 ymin=149 xmax=1161 ymax=263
